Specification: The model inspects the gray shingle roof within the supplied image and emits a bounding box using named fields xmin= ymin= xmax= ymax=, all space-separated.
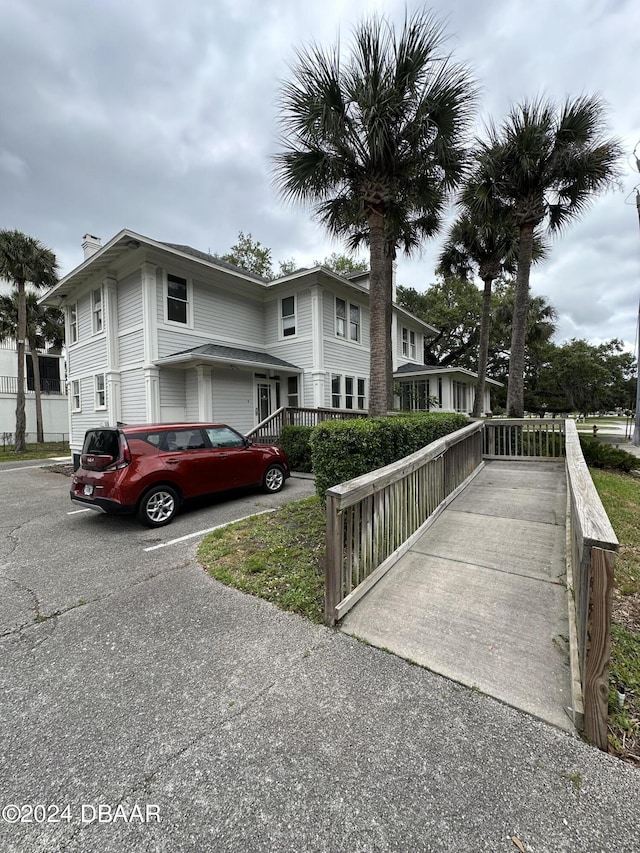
xmin=161 ymin=243 xmax=269 ymax=283
xmin=160 ymin=343 xmax=300 ymax=370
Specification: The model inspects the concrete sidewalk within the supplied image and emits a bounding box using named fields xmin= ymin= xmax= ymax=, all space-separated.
xmin=341 ymin=460 xmax=575 ymax=732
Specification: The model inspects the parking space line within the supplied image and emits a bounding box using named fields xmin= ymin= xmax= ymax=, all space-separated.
xmin=68 ymin=508 xmax=94 ymax=514
xmin=143 ymin=509 xmax=275 ymax=551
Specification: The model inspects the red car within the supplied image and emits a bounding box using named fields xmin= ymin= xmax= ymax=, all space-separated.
xmin=70 ymin=423 xmax=290 ymax=527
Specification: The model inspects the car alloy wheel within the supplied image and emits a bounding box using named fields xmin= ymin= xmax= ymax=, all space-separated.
xmin=138 ymin=486 xmax=179 ymax=527
xmin=263 ymin=464 xmax=285 ymax=493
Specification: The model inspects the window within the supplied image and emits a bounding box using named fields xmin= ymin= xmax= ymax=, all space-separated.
xmin=94 ymin=374 xmax=106 ymax=409
xmin=357 ymin=378 xmax=366 ymax=410
xmin=69 ymin=304 xmax=78 ymax=343
xmin=287 ymin=376 xmax=299 ymax=407
xmin=336 ymin=297 xmax=360 ymax=341
xmin=402 ymin=327 xmax=416 ymax=359
xmin=92 ymin=288 xmax=103 ymax=334
xmin=331 ymin=374 xmax=341 ymax=408
xmin=205 ymin=426 xmax=245 ymax=448
xmin=452 ymin=380 xmax=468 ymax=413
xmin=399 ymin=379 xmax=430 ymax=412
xmin=71 ymin=380 xmax=81 ymax=412
xmin=345 ymin=376 xmax=354 ymax=409
xmin=167 ymin=274 xmax=188 ymax=324
xmin=281 ymin=296 xmax=296 ymax=337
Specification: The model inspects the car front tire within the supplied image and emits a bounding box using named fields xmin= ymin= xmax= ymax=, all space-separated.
xmin=137 ymin=485 xmax=179 ymax=527
xmin=262 ymin=463 xmax=285 ymax=494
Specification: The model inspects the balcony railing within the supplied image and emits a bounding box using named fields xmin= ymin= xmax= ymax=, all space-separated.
xmin=0 ymin=376 xmax=64 ymax=394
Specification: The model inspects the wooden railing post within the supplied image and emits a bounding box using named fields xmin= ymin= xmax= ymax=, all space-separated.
xmin=325 ymin=492 xmax=342 ymax=626
xmin=583 ymin=545 xmax=616 ymax=750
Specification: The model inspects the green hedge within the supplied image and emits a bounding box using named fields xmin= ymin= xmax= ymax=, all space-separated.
xmin=310 ymin=412 xmax=469 ymax=500
xmin=580 ymin=436 xmax=640 ymax=473
xmin=279 ymin=425 xmax=314 ymax=473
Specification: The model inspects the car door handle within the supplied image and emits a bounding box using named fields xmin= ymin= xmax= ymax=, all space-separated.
xmin=166 ymin=458 xmax=180 ymax=465
xmin=219 ymin=453 xmax=228 ymax=459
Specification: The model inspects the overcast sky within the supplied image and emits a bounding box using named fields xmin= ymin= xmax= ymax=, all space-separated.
xmin=1 ymin=0 xmax=639 ymax=350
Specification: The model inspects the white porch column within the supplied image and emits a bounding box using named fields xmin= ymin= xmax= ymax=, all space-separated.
xmin=106 ymin=371 xmax=122 ymax=425
xmin=310 ymin=285 xmax=326 ymax=407
xmin=196 ymin=365 xmax=213 ymax=421
xmin=104 ymin=275 xmax=122 ymax=425
xmin=144 ymin=367 xmax=160 ymax=422
xmin=141 ymin=263 xmax=159 ymax=366
xmin=442 ymin=376 xmax=454 ymax=412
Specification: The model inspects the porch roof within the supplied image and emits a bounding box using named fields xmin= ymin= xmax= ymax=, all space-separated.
xmin=394 ymin=362 xmax=503 ymax=387
xmin=155 ymin=343 xmax=301 ymax=372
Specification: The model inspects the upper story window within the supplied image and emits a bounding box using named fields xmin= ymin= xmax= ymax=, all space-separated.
xmin=402 ymin=327 xmax=417 ymax=359
xmin=281 ymin=295 xmax=296 ymax=337
xmin=69 ymin=303 xmax=78 ymax=343
xmin=94 ymin=373 xmax=106 ymax=410
xmin=167 ymin=274 xmax=188 ymax=324
xmin=92 ymin=288 xmax=103 ymax=334
xmin=336 ymin=298 xmax=360 ymax=342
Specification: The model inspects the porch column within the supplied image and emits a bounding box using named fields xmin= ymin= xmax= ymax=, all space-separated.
xmin=196 ymin=365 xmax=213 ymax=421
xmin=311 ymin=370 xmax=326 ymax=408
xmin=106 ymin=371 xmax=122 ymax=425
xmin=310 ymin=284 xmax=325 ymax=407
xmin=141 ymin=263 xmax=159 ymax=366
xmin=144 ymin=367 xmax=160 ymax=422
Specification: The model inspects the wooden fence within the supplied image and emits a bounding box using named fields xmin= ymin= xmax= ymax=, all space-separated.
xmin=564 ymin=419 xmax=618 ymax=749
xmin=246 ymin=406 xmax=364 ymax=444
xmin=483 ymin=418 xmax=565 ymax=460
xmin=324 ymin=421 xmax=483 ymax=626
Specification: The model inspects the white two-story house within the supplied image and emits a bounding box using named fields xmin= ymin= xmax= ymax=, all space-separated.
xmin=41 ymin=230 xmax=498 ymax=463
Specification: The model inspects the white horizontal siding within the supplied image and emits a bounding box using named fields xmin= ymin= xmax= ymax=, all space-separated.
xmin=211 ymin=369 xmax=255 ymax=434
xmin=117 ymin=270 xmax=143 ymax=327
xmin=157 ymin=328 xmax=216 ymax=359
xmin=159 ymin=369 xmax=187 ymax=422
xmin=193 ymin=278 xmax=264 ymax=345
xmin=76 ymin=292 xmax=93 ymax=340
xmin=69 ymin=376 xmax=110 ymax=450
xmin=118 ymin=330 xmax=144 ymax=366
xmin=120 ymin=369 xmax=147 ymax=423
xmin=185 ymin=370 xmax=199 ymax=422
xmin=68 ymin=338 xmax=108 ymax=376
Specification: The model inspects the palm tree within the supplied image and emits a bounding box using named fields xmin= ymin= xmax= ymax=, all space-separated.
xmin=438 ymin=197 xmax=547 ymax=416
xmin=0 ymin=230 xmax=58 ymax=450
xmin=469 ymin=96 xmax=622 ymax=417
xmin=273 ymin=10 xmax=476 ymax=416
xmin=0 ymin=291 xmax=64 ymax=442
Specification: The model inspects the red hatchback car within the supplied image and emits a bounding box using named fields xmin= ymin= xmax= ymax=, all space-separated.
xmin=70 ymin=423 xmax=290 ymax=527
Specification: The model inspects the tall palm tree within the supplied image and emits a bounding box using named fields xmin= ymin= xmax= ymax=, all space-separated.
xmin=273 ymin=10 xmax=476 ymax=416
xmin=439 ymin=198 xmax=547 ymax=416
xmin=0 ymin=230 xmax=58 ymax=450
xmin=469 ymin=96 xmax=622 ymax=417
xmin=0 ymin=291 xmax=64 ymax=443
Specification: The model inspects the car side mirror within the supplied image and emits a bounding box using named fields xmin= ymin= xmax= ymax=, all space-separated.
xmin=244 ymin=437 xmax=253 ymax=447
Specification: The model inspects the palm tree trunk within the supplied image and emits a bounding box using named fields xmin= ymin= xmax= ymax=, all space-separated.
xmin=384 ymin=246 xmax=394 ymax=411
xmin=15 ymin=280 xmax=27 ymax=452
xmin=506 ymin=224 xmax=535 ymax=418
xmin=472 ymin=275 xmax=493 ymax=417
xmin=368 ymin=212 xmax=388 ymax=417
xmin=30 ymin=342 xmax=44 ymax=443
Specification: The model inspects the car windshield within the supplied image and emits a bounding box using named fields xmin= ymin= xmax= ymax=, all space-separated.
xmin=83 ymin=430 xmax=120 ymax=458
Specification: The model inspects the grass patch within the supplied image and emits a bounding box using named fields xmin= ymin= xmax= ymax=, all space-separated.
xmin=589 ymin=468 xmax=640 ymax=763
xmin=0 ymin=441 xmax=70 ymax=462
xmin=198 ymin=496 xmax=326 ymax=622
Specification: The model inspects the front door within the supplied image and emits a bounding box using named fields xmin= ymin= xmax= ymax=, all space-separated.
xmin=256 ymin=382 xmax=271 ymax=423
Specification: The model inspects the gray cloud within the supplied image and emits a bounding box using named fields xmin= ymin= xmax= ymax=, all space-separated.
xmin=1 ymin=0 xmax=639 ymax=352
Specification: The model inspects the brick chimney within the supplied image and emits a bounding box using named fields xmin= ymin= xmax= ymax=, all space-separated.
xmin=82 ymin=233 xmax=102 ymax=260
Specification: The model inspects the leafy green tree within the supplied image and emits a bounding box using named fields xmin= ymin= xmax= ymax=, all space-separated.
xmin=469 ymin=96 xmax=622 ymax=417
xmin=314 ymin=253 xmax=367 ymax=276
xmin=273 ymin=10 xmax=476 ymax=415
xmin=0 ymin=230 xmax=58 ymax=451
xmin=219 ymin=232 xmax=273 ymax=278
xmin=0 ymin=291 xmax=64 ymax=442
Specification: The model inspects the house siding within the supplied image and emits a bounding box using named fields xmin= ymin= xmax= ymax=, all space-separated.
xmin=117 ymin=271 xmax=143 ymax=328
xmin=185 ymin=370 xmax=200 ymax=422
xmin=211 ymin=369 xmax=255 ymax=435
xmin=120 ymin=369 xmax=147 ymax=423
xmin=68 ymin=338 xmax=108 ymax=376
xmin=192 ymin=277 xmax=264 ymax=345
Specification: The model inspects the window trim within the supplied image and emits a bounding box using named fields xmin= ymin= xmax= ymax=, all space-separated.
xmin=164 ymin=272 xmax=192 ymax=327
xmin=94 ymin=373 xmax=106 ymax=410
xmin=335 ymin=296 xmax=361 ymax=343
xmin=71 ymin=379 xmax=81 ymax=412
xmin=92 ymin=288 xmax=103 ymax=335
xmin=280 ymin=294 xmax=296 ymax=339
xmin=402 ymin=327 xmax=417 ymax=359
xmin=69 ymin=303 xmax=78 ymax=344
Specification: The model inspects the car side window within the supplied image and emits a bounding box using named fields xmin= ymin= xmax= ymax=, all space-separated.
xmin=205 ymin=427 xmax=245 ymax=448
xmin=162 ymin=429 xmax=206 ymax=451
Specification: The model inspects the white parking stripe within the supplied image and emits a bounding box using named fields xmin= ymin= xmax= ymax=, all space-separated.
xmin=68 ymin=508 xmax=94 ymax=514
xmin=143 ymin=508 xmax=275 ymax=552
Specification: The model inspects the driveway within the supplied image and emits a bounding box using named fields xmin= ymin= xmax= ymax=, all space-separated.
xmin=1 ymin=464 xmax=639 ymax=853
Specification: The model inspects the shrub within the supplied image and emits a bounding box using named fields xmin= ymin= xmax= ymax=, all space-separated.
xmin=279 ymin=425 xmax=314 ymax=472
xmin=310 ymin=412 xmax=469 ymax=500
xmin=580 ymin=436 xmax=640 ymax=473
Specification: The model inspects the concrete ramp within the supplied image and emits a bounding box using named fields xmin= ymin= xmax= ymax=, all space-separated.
xmin=340 ymin=460 xmax=575 ymax=733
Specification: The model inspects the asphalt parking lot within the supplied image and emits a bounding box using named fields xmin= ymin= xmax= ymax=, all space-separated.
xmin=1 ymin=463 xmax=640 ymax=853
